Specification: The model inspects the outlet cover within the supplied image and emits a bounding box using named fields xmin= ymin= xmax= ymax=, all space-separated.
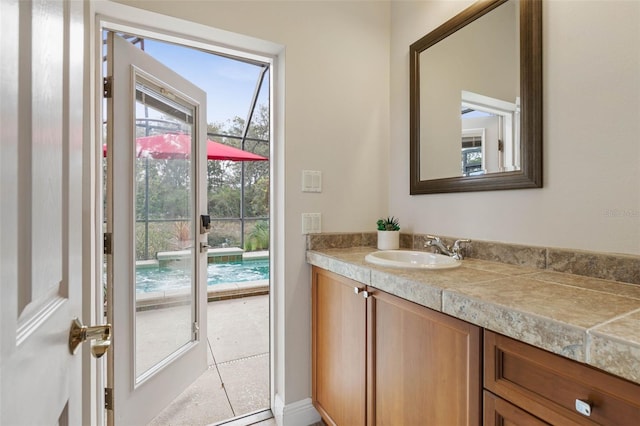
xmin=302 ymin=170 xmax=322 ymax=193
xmin=302 ymin=213 xmax=322 ymax=234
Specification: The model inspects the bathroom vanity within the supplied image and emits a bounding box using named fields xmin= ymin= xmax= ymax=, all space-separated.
xmin=308 ymin=246 xmax=640 ymax=425
xmin=312 ymin=266 xmax=481 ymax=425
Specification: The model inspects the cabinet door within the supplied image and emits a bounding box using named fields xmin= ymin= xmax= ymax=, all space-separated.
xmin=484 ymin=391 xmax=550 ymax=426
xmin=369 ymin=289 xmax=481 ymax=426
xmin=312 ymin=267 xmax=367 ymax=426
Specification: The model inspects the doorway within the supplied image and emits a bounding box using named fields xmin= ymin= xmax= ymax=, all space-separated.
xmin=101 ymin=28 xmax=272 ymax=425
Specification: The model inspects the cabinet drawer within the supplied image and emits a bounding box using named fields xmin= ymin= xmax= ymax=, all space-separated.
xmin=484 ymin=391 xmax=550 ymax=426
xmin=484 ymin=331 xmax=640 ymax=426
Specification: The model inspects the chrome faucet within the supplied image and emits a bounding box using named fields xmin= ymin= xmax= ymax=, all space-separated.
xmin=425 ymin=235 xmax=453 ymax=256
xmin=424 ymin=235 xmax=471 ymax=260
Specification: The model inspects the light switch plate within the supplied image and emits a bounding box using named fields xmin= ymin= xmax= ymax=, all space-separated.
xmin=302 ymin=170 xmax=322 ymax=193
xmin=302 ymin=213 xmax=322 ymax=234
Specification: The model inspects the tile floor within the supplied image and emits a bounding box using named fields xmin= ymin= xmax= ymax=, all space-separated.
xmin=147 ymin=295 xmax=270 ymax=426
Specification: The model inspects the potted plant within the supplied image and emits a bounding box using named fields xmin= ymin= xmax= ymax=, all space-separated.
xmin=376 ymin=216 xmax=400 ymax=250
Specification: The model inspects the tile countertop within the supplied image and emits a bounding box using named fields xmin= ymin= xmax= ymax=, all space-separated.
xmin=306 ymin=247 xmax=640 ymax=386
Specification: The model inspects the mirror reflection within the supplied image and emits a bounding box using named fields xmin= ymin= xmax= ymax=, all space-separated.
xmin=410 ymin=0 xmax=542 ymax=194
xmin=419 ymin=0 xmax=519 ymax=180
xmin=460 ymin=90 xmax=520 ymax=176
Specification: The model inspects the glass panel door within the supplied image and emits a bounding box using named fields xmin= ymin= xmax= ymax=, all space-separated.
xmin=105 ymin=32 xmax=207 ymax=426
xmin=133 ymin=75 xmax=196 ymax=380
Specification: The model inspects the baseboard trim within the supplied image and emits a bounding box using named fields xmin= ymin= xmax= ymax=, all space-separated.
xmin=273 ymin=394 xmax=321 ymax=426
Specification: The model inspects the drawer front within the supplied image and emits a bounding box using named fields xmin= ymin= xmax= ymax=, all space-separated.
xmin=484 ymin=391 xmax=550 ymax=426
xmin=484 ymin=331 xmax=640 ymax=426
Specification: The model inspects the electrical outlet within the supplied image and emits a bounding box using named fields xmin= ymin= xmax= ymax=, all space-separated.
xmin=302 ymin=213 xmax=322 ymax=234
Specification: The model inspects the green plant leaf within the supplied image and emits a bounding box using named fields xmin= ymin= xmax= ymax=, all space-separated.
xmin=377 ymin=216 xmax=400 ymax=231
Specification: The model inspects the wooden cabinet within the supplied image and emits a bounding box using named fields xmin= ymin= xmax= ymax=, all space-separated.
xmin=484 ymin=331 xmax=640 ymax=426
xmin=312 ymin=266 xmax=367 ymax=425
xmin=312 ymin=266 xmax=482 ymax=426
xmin=311 ymin=265 xmax=640 ymax=426
xmin=370 ymin=288 xmax=482 ymax=425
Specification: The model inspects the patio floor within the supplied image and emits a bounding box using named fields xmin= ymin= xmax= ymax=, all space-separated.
xmin=147 ymin=294 xmax=272 ymax=426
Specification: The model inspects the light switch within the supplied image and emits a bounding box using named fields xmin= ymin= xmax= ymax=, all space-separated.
xmin=302 ymin=213 xmax=322 ymax=234
xmin=302 ymin=170 xmax=322 ymax=193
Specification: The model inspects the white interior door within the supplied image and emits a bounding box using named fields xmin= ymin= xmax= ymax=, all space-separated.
xmin=0 ymin=0 xmax=85 ymax=424
xmin=105 ymin=33 xmax=208 ymax=425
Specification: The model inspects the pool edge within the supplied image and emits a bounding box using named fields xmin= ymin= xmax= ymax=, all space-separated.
xmin=136 ymin=279 xmax=269 ymax=311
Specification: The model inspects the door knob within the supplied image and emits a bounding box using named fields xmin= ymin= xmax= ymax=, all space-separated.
xmin=69 ymin=317 xmax=112 ymax=358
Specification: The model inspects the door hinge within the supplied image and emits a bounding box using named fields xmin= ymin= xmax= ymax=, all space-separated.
xmin=104 ymin=233 xmax=112 ymax=255
xmin=192 ymin=321 xmax=200 ymax=335
xmin=103 ymin=76 xmax=113 ymax=98
xmin=105 ymin=387 xmax=113 ymax=411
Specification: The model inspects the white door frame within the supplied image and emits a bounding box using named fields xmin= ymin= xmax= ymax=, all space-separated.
xmin=86 ymin=2 xmax=284 ymax=424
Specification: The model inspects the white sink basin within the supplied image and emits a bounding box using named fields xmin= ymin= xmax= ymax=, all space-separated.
xmin=365 ymin=250 xmax=461 ymax=269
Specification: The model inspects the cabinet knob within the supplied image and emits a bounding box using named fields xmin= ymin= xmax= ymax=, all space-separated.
xmin=575 ymin=399 xmax=592 ymax=417
xmin=354 ymin=287 xmax=372 ymax=298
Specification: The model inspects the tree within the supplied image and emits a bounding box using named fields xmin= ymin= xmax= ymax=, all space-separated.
xmin=207 ymin=104 xmax=269 ymax=221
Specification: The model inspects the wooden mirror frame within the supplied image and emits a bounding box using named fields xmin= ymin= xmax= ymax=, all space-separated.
xmin=410 ymin=0 xmax=542 ymax=194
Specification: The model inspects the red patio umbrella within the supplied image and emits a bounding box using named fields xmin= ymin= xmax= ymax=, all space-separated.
xmin=104 ymin=132 xmax=268 ymax=259
xmin=103 ymin=133 xmax=268 ymax=161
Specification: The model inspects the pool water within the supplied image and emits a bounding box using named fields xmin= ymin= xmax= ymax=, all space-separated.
xmin=136 ymin=259 xmax=269 ymax=294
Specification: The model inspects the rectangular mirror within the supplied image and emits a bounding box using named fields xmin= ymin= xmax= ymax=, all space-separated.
xmin=410 ymin=0 xmax=542 ymax=194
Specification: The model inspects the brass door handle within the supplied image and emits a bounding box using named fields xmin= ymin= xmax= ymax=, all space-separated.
xmin=69 ymin=317 xmax=112 ymax=358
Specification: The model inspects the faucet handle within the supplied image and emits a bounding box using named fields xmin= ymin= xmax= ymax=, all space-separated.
xmin=424 ymin=235 xmax=440 ymax=246
xmin=452 ymin=239 xmax=471 ymax=260
xmin=453 ymin=239 xmax=471 ymax=249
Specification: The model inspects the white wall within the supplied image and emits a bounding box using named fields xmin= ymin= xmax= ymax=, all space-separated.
xmin=113 ymin=0 xmax=391 ymax=411
xmin=392 ymin=0 xmax=640 ymax=256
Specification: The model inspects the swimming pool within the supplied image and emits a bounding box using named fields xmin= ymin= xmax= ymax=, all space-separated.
xmin=136 ymin=259 xmax=269 ymax=294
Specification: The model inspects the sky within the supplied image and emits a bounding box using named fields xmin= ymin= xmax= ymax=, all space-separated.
xmin=141 ymin=38 xmax=269 ymax=127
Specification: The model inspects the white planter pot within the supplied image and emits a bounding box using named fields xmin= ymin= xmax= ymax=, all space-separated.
xmin=377 ymin=230 xmax=399 ymax=250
